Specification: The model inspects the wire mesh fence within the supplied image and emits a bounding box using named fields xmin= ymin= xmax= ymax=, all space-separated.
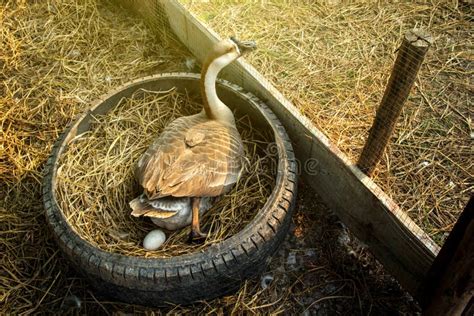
xmin=115 ymin=0 xmax=447 ymax=243
xmin=176 ymin=0 xmax=473 ymax=247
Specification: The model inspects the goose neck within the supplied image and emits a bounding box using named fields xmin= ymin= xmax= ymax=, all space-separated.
xmin=201 ymin=53 xmax=237 ymax=123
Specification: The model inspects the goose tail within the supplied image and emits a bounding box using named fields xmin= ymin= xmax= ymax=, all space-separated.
xmin=129 ymin=194 xmax=181 ymax=219
xmin=129 ymin=196 xmax=154 ymax=217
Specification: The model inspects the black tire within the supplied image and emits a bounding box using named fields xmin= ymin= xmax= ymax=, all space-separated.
xmin=43 ymin=73 xmax=298 ymax=306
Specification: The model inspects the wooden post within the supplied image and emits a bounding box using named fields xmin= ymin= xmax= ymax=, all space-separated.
xmin=417 ymin=196 xmax=474 ymax=315
xmin=357 ymin=30 xmax=433 ymax=176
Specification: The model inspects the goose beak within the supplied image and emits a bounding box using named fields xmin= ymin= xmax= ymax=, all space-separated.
xmin=230 ymin=37 xmax=257 ymax=55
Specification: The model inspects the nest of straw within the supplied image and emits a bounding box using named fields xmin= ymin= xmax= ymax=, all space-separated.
xmin=56 ymin=88 xmax=275 ymax=257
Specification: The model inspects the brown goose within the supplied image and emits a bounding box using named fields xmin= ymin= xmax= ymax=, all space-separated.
xmin=129 ymin=37 xmax=256 ymax=241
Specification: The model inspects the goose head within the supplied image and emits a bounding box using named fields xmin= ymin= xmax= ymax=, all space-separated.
xmin=230 ymin=37 xmax=258 ymax=55
xmin=205 ymin=37 xmax=257 ymax=66
xmin=201 ymin=37 xmax=256 ymax=122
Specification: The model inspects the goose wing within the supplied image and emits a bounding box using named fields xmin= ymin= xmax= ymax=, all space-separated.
xmin=136 ymin=115 xmax=244 ymax=199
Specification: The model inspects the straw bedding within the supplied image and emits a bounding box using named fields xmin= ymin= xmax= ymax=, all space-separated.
xmin=55 ymin=88 xmax=275 ymax=257
xmin=1 ymin=0 xmax=469 ymax=314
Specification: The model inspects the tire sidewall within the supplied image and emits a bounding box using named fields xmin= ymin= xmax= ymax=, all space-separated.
xmin=42 ymin=73 xmax=298 ymax=305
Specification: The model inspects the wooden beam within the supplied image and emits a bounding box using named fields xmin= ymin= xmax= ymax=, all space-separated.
xmin=418 ymin=197 xmax=473 ymax=315
xmin=121 ymin=0 xmax=440 ymax=295
xmin=357 ymin=30 xmax=433 ymax=176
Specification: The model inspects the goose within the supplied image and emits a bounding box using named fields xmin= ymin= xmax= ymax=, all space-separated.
xmin=129 ymin=37 xmax=257 ymax=242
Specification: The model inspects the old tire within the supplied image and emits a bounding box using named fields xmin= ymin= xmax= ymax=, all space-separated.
xmin=43 ymin=73 xmax=298 ymax=306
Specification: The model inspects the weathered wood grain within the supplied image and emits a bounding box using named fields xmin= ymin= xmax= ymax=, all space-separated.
xmin=418 ymin=197 xmax=473 ymax=315
xmin=357 ymin=30 xmax=432 ymax=176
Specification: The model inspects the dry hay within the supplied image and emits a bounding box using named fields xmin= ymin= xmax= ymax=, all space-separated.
xmin=1 ymin=0 xmax=188 ymax=313
xmin=0 ymin=0 xmax=456 ymax=314
xmin=56 ymin=88 xmax=274 ymax=257
xmin=183 ymin=0 xmax=473 ymax=245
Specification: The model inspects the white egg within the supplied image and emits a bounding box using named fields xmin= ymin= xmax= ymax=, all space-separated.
xmin=143 ymin=229 xmax=166 ymax=251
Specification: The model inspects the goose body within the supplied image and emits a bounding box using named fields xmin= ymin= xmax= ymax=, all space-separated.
xmin=129 ymin=37 xmax=256 ymax=241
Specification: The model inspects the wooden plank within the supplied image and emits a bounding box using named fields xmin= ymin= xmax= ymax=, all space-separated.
xmin=132 ymin=0 xmax=440 ymax=295
xmin=418 ymin=197 xmax=473 ymax=315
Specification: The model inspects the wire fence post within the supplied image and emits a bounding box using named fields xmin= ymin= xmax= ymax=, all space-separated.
xmin=357 ymin=29 xmax=433 ymax=176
